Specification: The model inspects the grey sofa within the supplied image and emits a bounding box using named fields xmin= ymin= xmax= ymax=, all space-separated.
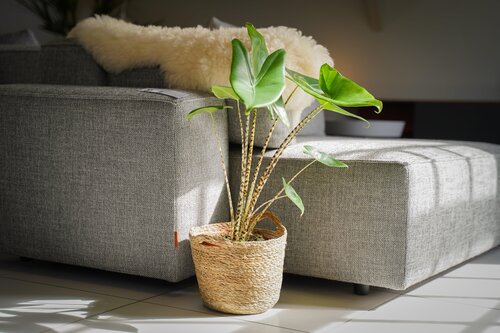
xmin=1 ymin=40 xmax=499 ymax=291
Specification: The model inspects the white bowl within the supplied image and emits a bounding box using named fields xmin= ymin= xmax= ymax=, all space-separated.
xmin=325 ymin=119 xmax=406 ymax=138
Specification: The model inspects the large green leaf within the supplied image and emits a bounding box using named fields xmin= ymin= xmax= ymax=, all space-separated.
xmin=319 ymin=64 xmax=382 ymax=113
xmin=230 ymin=39 xmax=254 ymax=106
xmin=303 ymin=145 xmax=348 ymax=168
xmin=211 ymin=85 xmax=240 ymax=100
xmin=320 ymin=101 xmax=371 ymax=127
xmin=282 ymin=177 xmax=304 ymax=216
xmin=286 ymin=69 xmax=370 ymax=125
xmin=187 ymin=105 xmax=232 ymax=121
xmin=246 ymin=22 xmax=268 ymax=75
xmin=267 ymin=96 xmax=290 ymax=128
xmin=230 ymin=39 xmax=286 ymax=112
xmin=286 ymin=69 xmax=323 ymax=96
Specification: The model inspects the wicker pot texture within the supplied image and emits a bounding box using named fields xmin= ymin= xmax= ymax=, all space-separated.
xmin=189 ymin=211 xmax=287 ymax=314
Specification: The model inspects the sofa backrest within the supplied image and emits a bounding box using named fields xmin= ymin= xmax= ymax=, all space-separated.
xmin=40 ymin=39 xmax=106 ymax=86
xmin=0 ymin=39 xmax=167 ymax=88
xmin=0 ymin=45 xmax=41 ymax=84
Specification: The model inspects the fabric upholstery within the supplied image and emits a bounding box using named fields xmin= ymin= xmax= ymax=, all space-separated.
xmin=40 ymin=39 xmax=106 ymax=86
xmin=229 ymin=136 xmax=500 ymax=289
xmin=0 ymin=45 xmax=41 ymax=84
xmin=107 ymin=66 xmax=165 ymax=88
xmin=0 ymin=84 xmax=229 ymax=282
xmin=226 ymin=99 xmax=293 ymax=148
xmin=297 ymin=101 xmax=326 ymax=136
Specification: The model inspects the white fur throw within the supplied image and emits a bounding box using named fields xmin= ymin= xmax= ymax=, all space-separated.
xmin=68 ymin=16 xmax=333 ymax=123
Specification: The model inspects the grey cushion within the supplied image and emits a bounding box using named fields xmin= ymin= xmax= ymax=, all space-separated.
xmin=107 ymin=66 xmax=166 ymax=88
xmin=230 ymin=136 xmax=500 ymax=289
xmin=0 ymin=84 xmax=229 ymax=282
xmin=0 ymin=45 xmax=41 ymax=84
xmin=227 ymin=99 xmax=293 ymax=148
xmin=40 ymin=39 xmax=106 ymax=86
xmin=297 ymin=101 xmax=325 ymax=136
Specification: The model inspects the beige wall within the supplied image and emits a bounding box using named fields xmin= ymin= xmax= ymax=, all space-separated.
xmin=2 ymin=0 xmax=499 ymax=102
xmin=124 ymin=0 xmax=500 ymax=102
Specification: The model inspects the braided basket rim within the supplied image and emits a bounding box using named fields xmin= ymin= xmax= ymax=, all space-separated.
xmin=189 ymin=221 xmax=287 ymax=249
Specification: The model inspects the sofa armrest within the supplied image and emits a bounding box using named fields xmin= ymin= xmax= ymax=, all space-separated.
xmin=0 ymin=84 xmax=229 ymax=282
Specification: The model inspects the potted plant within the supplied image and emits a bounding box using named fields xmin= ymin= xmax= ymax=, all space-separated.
xmin=187 ymin=23 xmax=382 ymax=314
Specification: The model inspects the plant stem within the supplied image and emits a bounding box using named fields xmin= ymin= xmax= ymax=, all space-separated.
xmin=242 ymin=117 xmax=278 ymax=226
xmin=239 ymin=108 xmax=258 ymax=239
xmin=233 ymin=102 xmax=247 ymax=239
xmin=245 ymin=105 xmax=324 ymax=235
xmin=254 ymin=159 xmax=316 ymax=216
xmin=241 ymin=84 xmax=298 ymax=228
xmin=209 ymin=113 xmax=234 ymax=222
xmin=284 ymin=84 xmax=299 ymax=106
xmin=253 ymin=195 xmax=287 ymax=213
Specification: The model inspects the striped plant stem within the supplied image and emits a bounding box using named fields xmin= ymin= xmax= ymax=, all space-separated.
xmin=237 ymin=108 xmax=258 ymax=240
xmin=233 ymin=102 xmax=248 ymax=239
xmin=244 ymin=105 xmax=324 ymax=237
xmin=242 ymin=117 xmax=279 ymax=232
xmin=210 ymin=113 xmax=234 ymax=221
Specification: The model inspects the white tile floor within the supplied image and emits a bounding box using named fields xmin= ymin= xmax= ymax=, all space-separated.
xmin=0 ymin=247 xmax=499 ymax=333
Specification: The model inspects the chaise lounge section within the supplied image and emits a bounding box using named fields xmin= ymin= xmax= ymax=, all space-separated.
xmin=235 ymin=136 xmax=500 ymax=290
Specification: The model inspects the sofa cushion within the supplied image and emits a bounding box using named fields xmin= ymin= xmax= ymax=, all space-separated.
xmin=40 ymin=39 xmax=106 ymax=86
xmin=107 ymin=66 xmax=165 ymax=88
xmin=229 ymin=136 xmax=500 ymax=289
xmin=0 ymin=45 xmax=40 ymax=84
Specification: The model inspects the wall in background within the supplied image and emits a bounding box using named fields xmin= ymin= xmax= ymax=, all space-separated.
xmin=124 ymin=0 xmax=500 ymax=102
xmin=0 ymin=0 xmax=57 ymax=43
xmin=1 ymin=0 xmax=499 ymax=102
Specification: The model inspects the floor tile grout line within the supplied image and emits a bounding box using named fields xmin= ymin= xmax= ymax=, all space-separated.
xmin=379 ymin=286 xmax=500 ymax=311
xmin=397 ymin=293 xmax=500 ymax=311
xmin=0 ymin=275 xmax=165 ymax=302
xmin=40 ymin=293 xmax=167 ymax=333
xmin=40 ymin=296 xmax=308 ymax=333
xmin=140 ymin=300 xmax=308 ymax=333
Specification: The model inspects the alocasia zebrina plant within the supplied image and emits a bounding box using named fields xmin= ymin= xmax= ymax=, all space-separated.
xmin=188 ymin=23 xmax=382 ymax=241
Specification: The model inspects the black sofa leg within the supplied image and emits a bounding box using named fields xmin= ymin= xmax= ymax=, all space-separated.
xmin=353 ymin=283 xmax=370 ymax=295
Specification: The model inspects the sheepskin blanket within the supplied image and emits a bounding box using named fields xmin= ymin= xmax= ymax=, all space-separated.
xmin=68 ymin=16 xmax=333 ymax=122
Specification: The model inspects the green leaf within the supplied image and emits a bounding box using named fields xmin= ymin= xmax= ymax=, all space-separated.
xmin=211 ymin=85 xmax=240 ymax=100
xmin=286 ymin=69 xmax=323 ymax=96
xmin=319 ymin=64 xmax=382 ymax=113
xmin=246 ymin=22 xmax=269 ymax=75
xmin=230 ymin=39 xmax=286 ymax=111
xmin=187 ymin=105 xmax=232 ymax=121
xmin=286 ymin=68 xmax=371 ymax=126
xmin=282 ymin=177 xmax=305 ymax=216
xmin=267 ymin=96 xmax=290 ymax=128
xmin=230 ymin=39 xmax=254 ymax=105
xmin=303 ymin=145 xmax=348 ymax=168
xmin=320 ymin=101 xmax=371 ymax=128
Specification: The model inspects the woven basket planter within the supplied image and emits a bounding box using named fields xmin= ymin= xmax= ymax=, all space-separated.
xmin=189 ymin=211 xmax=287 ymax=314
